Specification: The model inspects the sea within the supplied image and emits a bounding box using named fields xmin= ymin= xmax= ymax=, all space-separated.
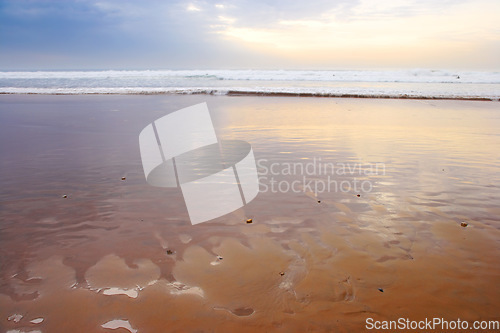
xmin=0 ymin=69 xmax=499 ymax=100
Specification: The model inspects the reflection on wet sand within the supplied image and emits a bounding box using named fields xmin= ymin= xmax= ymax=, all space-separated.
xmin=0 ymin=95 xmax=499 ymax=332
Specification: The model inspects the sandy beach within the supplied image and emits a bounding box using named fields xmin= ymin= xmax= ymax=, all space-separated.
xmin=1 ymin=94 xmax=499 ymax=332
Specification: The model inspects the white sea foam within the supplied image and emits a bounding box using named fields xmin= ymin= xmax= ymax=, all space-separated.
xmin=1 ymin=69 xmax=499 ymax=83
xmin=30 ymin=318 xmax=44 ymax=324
xmin=167 ymin=281 xmax=204 ymax=297
xmin=103 ymin=287 xmax=139 ymax=298
xmin=8 ymin=314 xmax=23 ymax=323
xmin=101 ymin=319 xmax=138 ymax=333
xmin=1 ymin=69 xmax=499 ymax=99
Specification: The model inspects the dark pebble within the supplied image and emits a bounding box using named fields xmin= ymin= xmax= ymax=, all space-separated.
xmin=356 ymin=194 xmax=361 ymax=197
xmin=166 ymin=250 xmax=174 ymax=255
xmin=121 ymin=177 xmax=126 ymax=181
xmin=461 ymin=221 xmax=468 ymax=227
xmin=378 ymin=288 xmax=384 ymax=292
xmin=246 ymin=219 xmax=253 ymax=224
xmin=62 ymin=195 xmax=68 ymax=198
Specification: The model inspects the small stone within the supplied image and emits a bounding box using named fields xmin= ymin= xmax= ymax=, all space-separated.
xmin=317 ymin=200 xmax=321 ymax=204
xmin=461 ymin=221 xmax=468 ymax=227
xmin=356 ymin=194 xmax=361 ymax=197
xmin=246 ymin=219 xmax=253 ymax=224
xmin=378 ymin=288 xmax=384 ymax=292
xmin=279 ymin=271 xmax=285 ymax=276
xmin=217 ymin=255 xmax=223 ymax=260
xmin=166 ymin=249 xmax=174 ymax=255
xmin=62 ymin=194 xmax=68 ymax=198
xmin=121 ymin=177 xmax=126 ymax=181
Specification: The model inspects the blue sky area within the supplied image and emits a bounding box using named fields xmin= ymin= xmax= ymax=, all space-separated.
xmin=1 ymin=0 xmax=499 ymax=70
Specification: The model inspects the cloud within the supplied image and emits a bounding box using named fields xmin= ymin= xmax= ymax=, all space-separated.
xmin=186 ymin=3 xmax=202 ymax=12
xmin=0 ymin=0 xmax=498 ymax=69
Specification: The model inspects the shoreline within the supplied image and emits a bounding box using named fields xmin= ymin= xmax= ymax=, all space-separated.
xmin=0 ymin=91 xmax=498 ymax=101
xmin=227 ymin=91 xmax=498 ymax=101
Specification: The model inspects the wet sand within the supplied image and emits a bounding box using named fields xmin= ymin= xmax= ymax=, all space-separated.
xmin=0 ymin=95 xmax=499 ymax=332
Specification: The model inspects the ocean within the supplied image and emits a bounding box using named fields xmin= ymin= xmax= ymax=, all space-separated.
xmin=1 ymin=69 xmax=499 ymax=100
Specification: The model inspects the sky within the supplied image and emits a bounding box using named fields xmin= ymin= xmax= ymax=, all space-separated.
xmin=0 ymin=0 xmax=499 ymax=70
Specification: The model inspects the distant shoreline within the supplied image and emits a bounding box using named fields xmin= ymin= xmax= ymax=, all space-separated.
xmin=226 ymin=91 xmax=497 ymax=101
xmin=0 ymin=90 xmax=497 ymax=101
xmin=1 ymin=69 xmax=499 ymax=101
